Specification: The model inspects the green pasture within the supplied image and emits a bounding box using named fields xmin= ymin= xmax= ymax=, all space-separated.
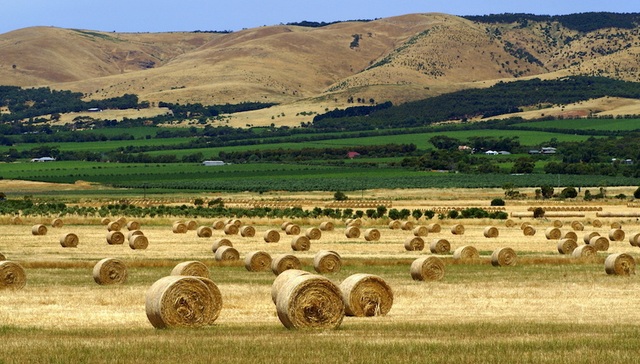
xmin=516 ymin=118 xmax=640 ymax=131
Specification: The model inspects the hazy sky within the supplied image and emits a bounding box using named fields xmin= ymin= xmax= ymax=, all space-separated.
xmin=1 ymin=0 xmax=637 ymax=34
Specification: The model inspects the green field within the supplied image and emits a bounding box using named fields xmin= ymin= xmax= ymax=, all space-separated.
xmin=516 ymin=118 xmax=640 ymax=131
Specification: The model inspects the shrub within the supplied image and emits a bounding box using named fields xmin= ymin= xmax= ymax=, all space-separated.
xmin=634 ymin=187 xmax=640 ymax=199
xmin=533 ymin=207 xmax=545 ymax=218
xmin=560 ymin=187 xmax=578 ymax=199
xmin=448 ymin=210 xmax=459 ymax=219
xmin=490 ymin=198 xmax=505 ymax=206
xmin=334 ymin=191 xmax=348 ymax=201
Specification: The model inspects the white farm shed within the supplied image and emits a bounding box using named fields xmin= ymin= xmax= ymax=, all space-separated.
xmin=202 ymin=161 xmax=225 ymax=166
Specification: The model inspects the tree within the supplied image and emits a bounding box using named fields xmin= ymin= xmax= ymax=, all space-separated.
xmin=412 ymin=209 xmax=423 ymax=220
xmin=533 ymin=207 xmax=545 ymax=218
xmin=334 ymin=191 xmax=348 ymax=201
xmin=540 ymin=185 xmax=554 ymax=199
xmin=560 ymin=187 xmax=578 ymax=199
xmin=511 ymin=157 xmax=535 ymax=174
xmin=634 ymin=187 xmax=640 ymax=199
xmin=491 ymin=198 xmax=505 ymax=206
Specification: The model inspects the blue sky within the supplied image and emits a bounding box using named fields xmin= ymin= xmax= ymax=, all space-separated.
xmin=1 ymin=0 xmax=637 ymax=34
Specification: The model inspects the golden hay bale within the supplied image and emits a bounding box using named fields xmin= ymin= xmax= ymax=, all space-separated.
xmin=0 ymin=253 xmax=4 ymax=261
xmin=285 ymin=224 xmax=301 ymax=235
xmin=608 ymin=229 xmax=625 ymax=242
xmin=592 ymin=219 xmax=603 ymax=228
xmin=31 ymin=224 xmax=47 ymax=236
xmin=271 ymin=269 xmax=311 ymax=304
xmin=276 ymin=274 xmax=344 ymax=330
xmin=59 ymin=233 xmax=79 ymax=248
xmin=281 ymin=221 xmax=293 ymax=231
xmin=450 ymin=224 xmax=465 ymax=235
xmin=347 ymin=218 xmax=362 ymax=227
xmin=214 ymin=246 xmax=240 ymax=261
xmin=412 ymin=226 xmax=429 ymax=237
xmin=611 ymin=222 xmax=622 ymax=229
xmin=313 ymin=250 xmax=342 ymax=274
xmin=388 ymin=220 xmax=401 ymax=230
xmin=430 ymin=238 xmax=451 ymax=254
xmin=427 ymin=223 xmax=441 ymax=233
xmin=171 ymin=222 xmax=187 ymax=234
xmin=291 ymin=235 xmax=311 ymax=252
xmin=552 ymin=220 xmax=563 ymax=228
xmin=344 ymin=226 xmax=361 ymax=239
xmin=116 ymin=217 xmax=127 ymax=226
xmin=505 ymin=219 xmax=516 ymax=228
xmin=571 ymin=221 xmax=584 ymax=231
xmin=264 ymin=229 xmax=281 ymax=243
xmin=319 ymin=221 xmax=334 ymax=231
xmin=185 ymin=220 xmax=198 ymax=231
xmin=483 ymin=226 xmax=499 ymax=238
xmin=305 ymin=227 xmax=322 ymax=240
xmin=127 ymin=230 xmax=144 ymax=240
xmin=545 ymin=227 xmax=562 ymax=240
xmin=212 ymin=220 xmax=225 ymax=230
xmin=404 ymin=237 xmax=425 ymax=251
xmin=230 ymin=219 xmax=242 ymax=227
xmin=196 ymin=226 xmax=213 ymax=238
xmin=0 ymin=261 xmax=26 ymax=290
xmin=240 ymin=225 xmax=256 ymax=238
xmin=126 ymin=221 xmax=141 ymax=231
xmin=604 ymin=253 xmax=636 ymax=276
xmin=244 ymin=251 xmax=272 ymax=272
xmin=583 ymin=231 xmax=600 ymax=244
xmin=145 ymin=275 xmax=221 ymax=329
xmin=520 ymin=222 xmax=532 ymax=230
xmin=171 ymin=261 xmax=210 ymax=278
xmin=10 ymin=216 xmax=23 ymax=225
xmin=100 ymin=217 xmax=111 ymax=225
xmin=223 ymin=223 xmax=239 ymax=235
xmin=211 ymin=238 xmax=233 ymax=254
xmin=364 ymin=228 xmax=381 ymax=242
xmin=572 ymin=244 xmax=597 ymax=258
xmin=589 ymin=236 xmax=610 ymax=252
xmin=51 ymin=218 xmax=64 ymax=228
xmin=339 ymin=273 xmax=393 ymax=317
xmin=491 ymin=247 xmax=517 ymax=267
xmin=557 ymin=239 xmax=578 ymax=255
xmin=92 ymin=258 xmax=127 ymax=285
xmin=271 ymin=254 xmax=302 ymax=275
xmin=628 ymin=232 xmax=640 ymax=247
xmin=128 ymin=234 xmax=149 ymax=250
xmin=453 ymin=245 xmax=479 ymax=260
xmin=562 ymin=231 xmax=578 ymax=242
xmin=522 ymin=225 xmax=536 ymax=236
xmin=400 ymin=221 xmax=414 ymax=231
xmin=106 ymin=231 xmax=125 ymax=245
xmin=410 ymin=256 xmax=445 ymax=281
xmin=107 ymin=221 xmax=121 ymax=232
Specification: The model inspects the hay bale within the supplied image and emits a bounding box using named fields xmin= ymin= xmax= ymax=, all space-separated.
xmin=107 ymin=221 xmax=121 ymax=232
xmin=291 ymin=235 xmax=311 ymax=251
xmin=100 ymin=217 xmax=111 ymax=225
xmin=285 ymin=224 xmax=301 ymax=235
xmin=145 ymin=275 xmax=221 ymax=328
xmin=344 ymin=226 xmax=361 ymax=239
xmin=450 ymin=224 xmax=465 ymax=235
xmin=106 ymin=231 xmax=125 ymax=245
xmin=483 ymin=226 xmax=499 ymax=238
xmin=276 ymin=274 xmax=344 ymax=330
xmin=51 ymin=218 xmax=64 ymax=228
xmin=412 ymin=226 xmax=429 ymax=237
xmin=271 ymin=254 xmax=302 ymax=275
xmin=364 ymin=228 xmax=381 ymax=242
xmin=410 ymin=256 xmax=445 ymax=281
xmin=611 ymin=222 xmax=622 ymax=229
xmin=427 ymin=223 xmax=441 ymax=233
xmin=214 ymin=246 xmax=240 ymax=261
xmin=562 ymin=231 xmax=578 ymax=242
xmin=244 ymin=251 xmax=272 ymax=272
xmin=59 ymin=233 xmax=79 ymax=248
xmin=545 ymin=227 xmax=562 ymax=240
xmin=491 ymin=247 xmax=517 ymax=267
xmin=31 ymin=224 xmax=47 ymax=236
xmin=127 ymin=230 xmax=144 ymax=240
xmin=0 ymin=261 xmax=26 ymax=290
xmin=453 ymin=245 xmax=479 ymax=260
xmin=116 ymin=217 xmax=127 ymax=226
xmin=223 ymin=224 xmax=239 ymax=235
xmin=313 ymin=250 xmax=342 ymax=274
xmin=552 ymin=220 xmax=563 ymax=228
xmin=583 ymin=231 xmax=600 ymax=244
xmin=522 ymin=225 xmax=536 ymax=236
xmin=240 ymin=225 xmax=256 ymax=237
xmin=211 ymin=238 xmax=232 ymax=254
xmin=319 ymin=221 xmax=334 ymax=231
xmin=520 ymin=222 xmax=533 ymax=230
xmin=572 ymin=244 xmax=597 ymax=258
xmin=347 ymin=218 xmax=362 ymax=227
xmin=592 ymin=219 xmax=603 ymax=228
xmin=196 ymin=226 xmax=213 ymax=238
xmin=171 ymin=261 xmax=210 ymax=278
xmin=230 ymin=219 xmax=242 ymax=227
xmin=505 ymin=219 xmax=516 ymax=228
xmin=0 ymin=253 xmax=5 ymax=261
xmin=430 ymin=238 xmax=451 ymax=254
xmin=388 ymin=220 xmax=401 ymax=229
xmin=340 ymin=273 xmax=393 ymax=317
xmin=305 ymin=227 xmax=322 ymax=240
xmin=281 ymin=221 xmax=293 ymax=231
xmin=171 ymin=222 xmax=187 ymax=234
xmin=404 ymin=237 xmax=425 ymax=251
xmin=271 ymin=269 xmax=311 ymax=304
xmin=10 ymin=216 xmax=23 ymax=225
xmin=571 ymin=221 xmax=584 ymax=231
xmin=589 ymin=236 xmax=610 ymax=252
xmin=185 ymin=220 xmax=198 ymax=230
xmin=212 ymin=220 xmax=225 ymax=230
xmin=129 ymin=234 xmax=149 ymax=250
xmin=608 ymin=229 xmax=625 ymax=242
xmin=604 ymin=253 xmax=636 ymax=276
xmin=628 ymin=232 xmax=640 ymax=247
xmin=400 ymin=221 xmax=414 ymax=231
xmin=264 ymin=229 xmax=281 ymax=243
xmin=126 ymin=221 xmax=141 ymax=231
xmin=557 ymin=239 xmax=578 ymax=255
xmin=93 ymin=258 xmax=127 ymax=285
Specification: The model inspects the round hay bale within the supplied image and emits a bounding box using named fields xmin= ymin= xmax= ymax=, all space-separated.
xmin=59 ymin=233 xmax=79 ymax=248
xmin=196 ymin=226 xmax=213 ymax=238
xmin=305 ymin=227 xmax=322 ymax=240
xmin=388 ymin=220 xmax=401 ymax=230
xmin=239 ymin=225 xmax=256 ymax=238
xmin=127 ymin=230 xmax=144 ymax=240
xmin=562 ymin=231 xmax=578 ymax=242
xmin=271 ymin=269 xmax=311 ymax=304
xmin=400 ymin=221 xmax=414 ymax=231
xmin=557 ymin=239 xmax=578 ymax=255
xmin=364 ymin=228 xmax=381 ymax=242
xmin=212 ymin=220 xmax=225 ymax=230
xmin=106 ymin=231 xmax=125 ymax=245
xmin=145 ymin=275 xmax=221 ymax=329
xmin=291 ymin=235 xmax=311 ymax=251
xmin=427 ymin=223 xmax=441 ymax=233
xmin=608 ymin=229 xmax=625 ymax=242
xmin=223 ymin=223 xmax=239 ymax=235
xmin=347 ymin=218 xmax=362 ymax=227
xmin=271 ymin=254 xmax=302 ymax=275
xmin=107 ymin=221 xmax=121 ymax=232
xmin=10 ymin=216 xmax=23 ymax=225
xmin=572 ymin=244 xmax=597 ymax=258
xmin=276 ymin=274 xmax=344 ymax=330
xmin=171 ymin=261 xmax=210 ymax=278
xmin=605 ymin=253 xmax=636 ymax=276
xmin=128 ymin=234 xmax=149 ymax=250
xmin=126 ymin=221 xmax=141 ymax=231
xmin=0 ymin=261 xmax=26 ymax=290
xmin=116 ymin=217 xmax=127 ymax=226
xmin=185 ymin=220 xmax=198 ymax=231
xmin=0 ymin=253 xmax=5 ymax=261
xmin=412 ymin=226 xmax=429 ymax=237
xmin=520 ymin=222 xmax=532 ymax=230
xmin=264 ymin=229 xmax=281 ymax=243
xmin=453 ymin=245 xmax=479 ymax=260
xmin=92 ymin=258 xmax=127 ymax=285
xmin=410 ymin=256 xmax=445 ymax=281
xmin=545 ymin=227 xmax=562 ymax=240
xmin=285 ymin=224 xmax=301 ymax=235
xmin=430 ymin=239 xmax=451 ymax=254
xmin=51 ymin=218 xmax=64 ymax=228
xmin=491 ymin=247 xmax=517 ymax=267
xmin=31 ymin=224 xmax=47 ymax=236
xmin=211 ymin=238 xmax=233 ymax=253
xmin=505 ymin=219 xmax=516 ymax=228
xmin=244 ymin=251 xmax=272 ymax=272
xmin=313 ymin=251 xmax=342 ymax=274
xmin=214 ymin=246 xmax=240 ymax=261
xmin=100 ymin=217 xmax=111 ymax=225
xmin=571 ymin=221 xmax=584 ymax=231
xmin=344 ymin=226 xmax=361 ymax=239
xmin=522 ymin=225 xmax=536 ymax=236
xmin=319 ymin=221 xmax=334 ymax=231
xmin=611 ymin=222 xmax=622 ymax=229
xmin=229 ymin=219 xmax=241 ymax=227
xmin=171 ymin=222 xmax=187 ymax=234
xmin=340 ymin=273 xmax=393 ymax=317
xmin=450 ymin=224 xmax=465 ymax=235
xmin=628 ymin=232 xmax=640 ymax=247
xmin=589 ymin=236 xmax=610 ymax=252
xmin=281 ymin=221 xmax=293 ymax=231
xmin=483 ymin=226 xmax=499 ymax=238
xmin=592 ymin=219 xmax=603 ymax=228
xmin=583 ymin=231 xmax=600 ymax=244
xmin=404 ymin=237 xmax=425 ymax=251
xmin=552 ymin=220 xmax=563 ymax=228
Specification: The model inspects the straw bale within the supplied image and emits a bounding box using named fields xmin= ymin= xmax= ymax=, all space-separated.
xmin=127 ymin=230 xmax=144 ymax=240
xmin=60 ymin=233 xmax=79 ymax=248
xmin=583 ymin=231 xmax=600 ymax=244
xmin=100 ymin=217 xmax=111 ymax=225
xmin=604 ymin=253 xmax=636 ymax=276
xmin=340 ymin=273 xmax=393 ymax=317
xmin=264 ymin=229 xmax=281 ymax=243
xmin=319 ymin=221 xmax=334 ymax=231
xmin=271 ymin=254 xmax=302 ymax=275
xmin=562 ymin=231 xmax=578 ymax=242
xmin=171 ymin=261 xmax=210 ymax=278
xmin=388 ymin=220 xmax=401 ymax=230
xmin=240 ymin=225 xmax=256 ymax=238
xmin=31 ymin=224 xmax=47 ymax=236
xmin=0 ymin=261 xmax=26 ymax=290
xmin=126 ymin=221 xmax=141 ymax=231
xmin=271 ymin=269 xmax=311 ymax=304
xmin=592 ymin=219 xmax=603 ymax=228
xmin=93 ymin=258 xmax=127 ymax=285
xmin=412 ymin=226 xmax=429 ymax=237
xmin=106 ymin=231 xmax=125 ymax=245
xmin=171 ymin=222 xmax=187 ymax=234
xmin=128 ymin=234 xmax=149 ymax=250
xmin=453 ymin=245 xmax=479 ymax=260
xmin=276 ymin=275 xmax=344 ymax=330
xmin=505 ymin=219 xmax=516 ymax=228
xmin=628 ymin=232 xmax=640 ymax=247
xmin=491 ymin=247 xmax=517 ymax=267
xmin=347 ymin=218 xmax=362 ymax=227
xmin=557 ymin=239 xmax=578 ymax=255
xmin=214 ymin=246 xmax=240 ymax=261
xmin=313 ymin=250 xmax=342 ymax=274
xmin=291 ymin=235 xmax=311 ymax=251
xmin=51 ymin=218 xmax=64 ymax=228
xmin=427 ymin=223 xmax=441 ymax=233
xmin=400 ymin=221 xmax=414 ymax=231
xmin=196 ymin=226 xmax=213 ymax=238
xmin=545 ymin=227 xmax=562 ymax=240
xmin=608 ymin=229 xmax=625 ymax=242
xmin=364 ymin=228 xmax=381 ymax=241
xmin=522 ymin=225 xmax=536 ymax=236
xmin=285 ymin=224 xmax=301 ymax=236
xmin=572 ymin=244 xmax=597 ymax=258
xmin=212 ymin=220 xmax=225 ymax=230
xmin=483 ymin=226 xmax=499 ymax=238
xmin=404 ymin=237 xmax=425 ymax=251
xmin=344 ymin=226 xmax=361 ymax=239
xmin=10 ymin=216 xmax=22 ymax=225
xmin=244 ymin=251 xmax=272 ymax=272
xmin=281 ymin=221 xmax=293 ymax=231
xmin=571 ymin=221 xmax=584 ymax=231
xmin=589 ymin=236 xmax=610 ymax=252
xmin=107 ymin=221 xmax=121 ymax=232
xmin=305 ymin=227 xmax=322 ymax=240
xmin=611 ymin=222 xmax=622 ymax=229
xmin=410 ymin=256 xmax=445 ymax=281
xmin=185 ymin=220 xmax=198 ymax=230
xmin=552 ymin=220 xmax=563 ymax=228
xmin=430 ymin=238 xmax=451 ymax=254
xmin=223 ymin=223 xmax=239 ymax=235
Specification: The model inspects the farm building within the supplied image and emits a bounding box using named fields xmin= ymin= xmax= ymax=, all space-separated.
xmin=30 ymin=157 xmax=56 ymax=162
xmin=202 ymin=160 xmax=225 ymax=166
